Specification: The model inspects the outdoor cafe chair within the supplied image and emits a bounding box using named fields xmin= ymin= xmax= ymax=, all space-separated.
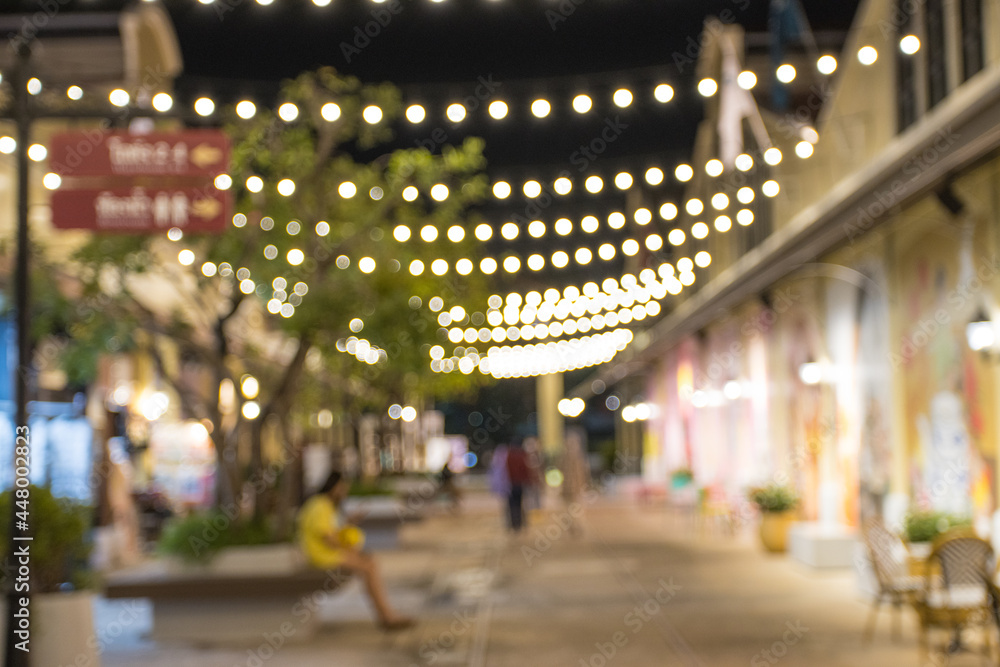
xmin=861 ymin=517 xmax=923 ymax=642
xmin=911 ymin=528 xmax=995 ymax=662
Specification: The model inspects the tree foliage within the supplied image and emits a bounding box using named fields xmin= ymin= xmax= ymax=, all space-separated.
xmin=64 ymin=67 xmax=492 ymax=506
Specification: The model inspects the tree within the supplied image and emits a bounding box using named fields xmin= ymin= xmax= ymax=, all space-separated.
xmin=69 ymin=68 xmax=492 ymax=510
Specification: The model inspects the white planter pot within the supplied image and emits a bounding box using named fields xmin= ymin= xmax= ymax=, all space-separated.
xmin=35 ymin=591 xmax=101 ymax=667
xmin=908 ymin=541 xmax=932 ymax=560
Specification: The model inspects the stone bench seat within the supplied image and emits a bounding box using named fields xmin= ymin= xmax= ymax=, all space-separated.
xmin=103 ymin=556 xmax=351 ymax=645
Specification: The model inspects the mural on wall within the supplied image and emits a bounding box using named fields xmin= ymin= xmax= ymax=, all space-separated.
xmin=777 ymin=289 xmax=826 ymax=523
xmin=826 ymin=275 xmax=860 ymax=527
xmin=898 ymin=217 xmax=993 ymax=518
xmin=854 ymin=260 xmax=894 ymax=523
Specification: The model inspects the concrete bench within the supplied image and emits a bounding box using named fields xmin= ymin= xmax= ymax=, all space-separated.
xmin=104 ymin=563 xmax=351 ymax=644
xmin=344 ymin=497 xmax=424 ymax=550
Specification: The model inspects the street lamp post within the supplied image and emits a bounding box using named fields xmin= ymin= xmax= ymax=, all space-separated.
xmin=5 ymin=40 xmax=33 ymax=667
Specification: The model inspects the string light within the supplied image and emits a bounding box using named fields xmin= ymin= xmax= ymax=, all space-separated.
xmin=475 ymin=223 xmax=493 ymax=241
xmin=900 ymin=35 xmax=921 ymax=54
xmin=776 ymin=64 xmax=796 ymax=83
xmin=653 ymin=84 xmax=674 ymax=103
xmin=660 ymin=203 xmax=678 ymax=220
xmin=278 ymin=102 xmax=299 ymax=121
xmin=446 ymin=103 xmax=466 ymax=122
xmin=697 ymin=78 xmax=717 ymax=97
xmin=489 ymin=100 xmax=509 ymax=119
xmin=236 ymin=100 xmax=256 ymax=118
xmin=612 ymin=89 xmax=633 ymax=108
xmin=152 ymin=93 xmax=173 ymax=112
xmin=614 ymin=172 xmax=633 ymax=189
xmin=406 ymin=104 xmax=426 ymax=123
xmin=27 ymin=144 xmax=47 ymax=162
xmin=737 ymin=71 xmax=757 ymax=89
xmin=430 ymin=183 xmax=449 ymax=201
xmin=48 ymin=75 xmax=788 ymax=361
xmin=321 ymin=103 xmax=342 ymax=121
xmin=195 ymin=97 xmax=216 ymax=116
xmin=734 ymin=154 xmax=753 ymax=171
xmin=39 ymin=62 xmax=813 ymax=134
xmin=109 ymin=89 xmax=129 ymax=107
xmin=531 ymin=99 xmax=551 ymax=118
xmin=817 ymin=55 xmax=838 ymax=74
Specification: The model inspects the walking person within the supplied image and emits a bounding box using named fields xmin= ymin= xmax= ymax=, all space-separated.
xmin=489 ymin=441 xmax=510 ymax=500
xmin=505 ymin=439 xmax=534 ymax=532
xmin=296 ymin=470 xmax=414 ymax=631
xmin=435 ymin=462 xmax=462 ymax=512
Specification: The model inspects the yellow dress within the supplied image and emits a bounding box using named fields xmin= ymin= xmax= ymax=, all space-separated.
xmin=297 ymin=495 xmax=345 ymax=568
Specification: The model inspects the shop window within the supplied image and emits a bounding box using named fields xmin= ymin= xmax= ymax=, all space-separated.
xmin=960 ymin=0 xmax=984 ymax=82
xmin=925 ymin=0 xmax=948 ymax=109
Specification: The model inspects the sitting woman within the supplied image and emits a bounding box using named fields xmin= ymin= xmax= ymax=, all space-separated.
xmin=296 ymin=470 xmax=414 ymax=631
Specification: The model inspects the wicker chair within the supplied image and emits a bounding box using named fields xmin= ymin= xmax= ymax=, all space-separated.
xmin=861 ymin=517 xmax=923 ymax=641
xmin=911 ymin=529 xmax=995 ymax=661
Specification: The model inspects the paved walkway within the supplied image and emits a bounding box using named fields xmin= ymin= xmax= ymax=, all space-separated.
xmin=97 ymin=488 xmax=986 ymax=666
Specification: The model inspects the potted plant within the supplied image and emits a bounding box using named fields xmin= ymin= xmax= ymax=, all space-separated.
xmin=902 ymin=510 xmax=973 ymax=558
xmin=748 ymin=483 xmax=799 ymax=553
xmin=669 ymin=467 xmax=694 ymax=489
xmin=0 ymin=485 xmax=99 ymax=666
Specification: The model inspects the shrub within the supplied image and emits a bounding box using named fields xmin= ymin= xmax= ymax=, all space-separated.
xmin=0 ymin=486 xmax=93 ymax=593
xmin=748 ymin=484 xmax=798 ymax=513
xmin=348 ymin=479 xmax=394 ymax=497
xmin=157 ymin=511 xmax=283 ymax=564
xmin=903 ymin=510 xmax=972 ymax=543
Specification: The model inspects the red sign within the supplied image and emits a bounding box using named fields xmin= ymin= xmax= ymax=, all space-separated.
xmin=50 ymin=130 xmax=230 ymax=178
xmin=51 ymin=186 xmax=231 ymax=233
xmin=49 ymin=129 xmax=232 ymax=233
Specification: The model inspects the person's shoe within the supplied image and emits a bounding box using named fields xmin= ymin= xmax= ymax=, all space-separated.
xmin=379 ymin=617 xmax=415 ymax=632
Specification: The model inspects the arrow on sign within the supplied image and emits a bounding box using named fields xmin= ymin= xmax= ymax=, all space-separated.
xmin=191 ymin=143 xmax=225 ymax=169
xmin=191 ymin=196 xmax=222 ymax=220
